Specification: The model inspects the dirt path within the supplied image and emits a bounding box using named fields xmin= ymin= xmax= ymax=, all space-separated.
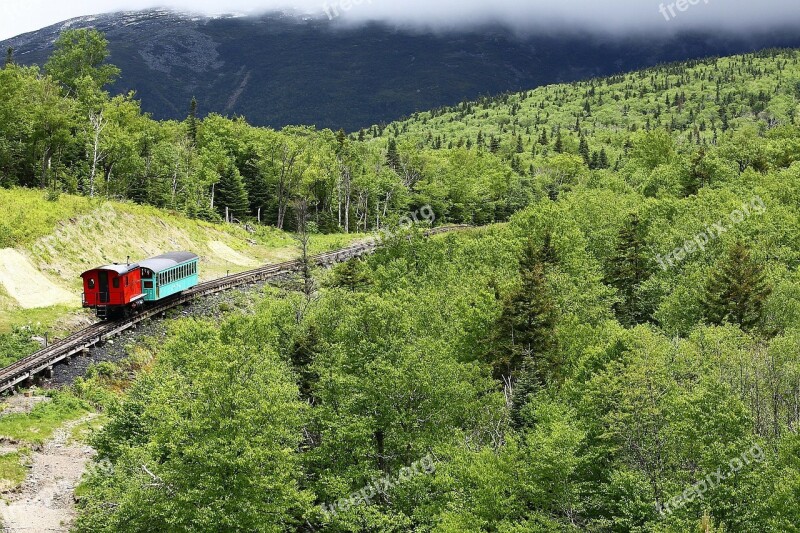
xmin=1 ymin=414 xmax=98 ymax=533
xmin=0 ymin=249 xmax=74 ymax=309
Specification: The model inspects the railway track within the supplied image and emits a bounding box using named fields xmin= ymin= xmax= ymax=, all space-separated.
xmin=0 ymin=226 xmax=467 ymax=394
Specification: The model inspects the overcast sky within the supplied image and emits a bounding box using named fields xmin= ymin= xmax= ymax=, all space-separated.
xmin=2 ymin=0 xmax=800 ymax=41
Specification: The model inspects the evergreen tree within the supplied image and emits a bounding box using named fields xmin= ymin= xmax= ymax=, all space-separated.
xmin=579 ymin=136 xmax=591 ymax=166
xmin=607 ymin=214 xmax=652 ymax=327
xmin=590 ymin=151 xmax=600 ymax=170
xmin=682 ymin=147 xmax=712 ymax=196
xmin=702 ymin=241 xmax=772 ymax=332
xmin=515 ymin=135 xmax=524 ymax=153
xmin=215 ymin=161 xmax=249 ymax=220
xmin=539 ymin=128 xmax=548 ymax=145
xmin=554 ymin=131 xmax=564 ymax=153
xmin=289 ymin=325 xmax=321 ymax=403
xmin=509 ymin=356 xmax=542 ymax=429
xmin=599 ymin=148 xmax=609 ymax=169
xmin=330 ymin=257 xmax=371 ymax=292
xmin=491 ymin=239 xmax=558 ymax=384
xmin=386 ymin=137 xmax=400 ymax=170
xmin=536 ymin=230 xmax=558 ymax=266
xmin=4 ymin=47 xmax=12 ymax=68
xmin=490 ymin=136 xmax=501 ymax=153
xmin=336 ymin=128 xmax=347 ymax=150
xmin=187 ymin=97 xmax=198 ymax=144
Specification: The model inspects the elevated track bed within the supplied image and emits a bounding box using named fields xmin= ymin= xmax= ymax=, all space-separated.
xmin=0 ymin=227 xmax=466 ymax=394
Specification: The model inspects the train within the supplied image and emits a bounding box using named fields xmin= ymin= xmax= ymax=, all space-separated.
xmin=81 ymin=252 xmax=200 ymax=319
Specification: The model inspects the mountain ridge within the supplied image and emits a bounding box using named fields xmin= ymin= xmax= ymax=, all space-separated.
xmin=4 ymin=9 xmax=800 ymax=130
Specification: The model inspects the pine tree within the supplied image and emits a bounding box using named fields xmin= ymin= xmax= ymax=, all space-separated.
xmin=607 ymin=214 xmax=652 ymax=327
xmin=509 ymin=356 xmax=542 ymax=429
xmin=682 ymin=147 xmax=712 ymax=197
xmin=187 ymin=97 xmax=198 ymax=144
xmin=491 ymin=239 xmax=559 ymax=384
xmin=289 ymin=325 xmax=321 ymax=403
xmin=538 ymin=128 xmax=548 ymax=145
xmin=554 ymin=131 xmax=564 ymax=153
xmin=330 ymin=257 xmax=371 ymax=292
xmin=216 ymin=161 xmax=249 ymax=220
xmin=579 ymin=136 xmax=591 ymax=166
xmin=536 ymin=230 xmax=558 ymax=266
xmin=515 ymin=135 xmax=524 ymax=153
xmin=702 ymin=242 xmax=772 ymax=332
xmin=336 ymin=128 xmax=347 ymax=151
xmin=386 ymin=137 xmax=400 ymax=170
xmin=599 ymin=148 xmax=609 ymax=169
xmin=4 ymin=47 xmax=12 ymax=68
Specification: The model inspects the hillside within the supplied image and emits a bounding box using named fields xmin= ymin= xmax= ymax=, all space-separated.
xmin=0 ymin=187 xmax=359 ymax=339
xmin=4 ymin=9 xmax=800 ymax=130
xmin=2 ymin=33 xmax=800 ymax=531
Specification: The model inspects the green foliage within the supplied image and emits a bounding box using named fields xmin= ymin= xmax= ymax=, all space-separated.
xmin=0 ymin=326 xmax=41 ymax=367
xmin=702 ymin=242 xmax=772 ymax=332
xmin=44 ymin=29 xmax=120 ymax=93
xmin=46 ymin=43 xmax=800 ymax=532
xmin=77 ymin=320 xmax=311 ymax=531
xmin=606 ymin=213 xmax=653 ymax=326
xmin=490 ymin=238 xmax=558 ymax=383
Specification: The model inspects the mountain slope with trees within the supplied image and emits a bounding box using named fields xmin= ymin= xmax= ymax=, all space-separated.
xmin=2 ymin=29 xmax=800 ymax=532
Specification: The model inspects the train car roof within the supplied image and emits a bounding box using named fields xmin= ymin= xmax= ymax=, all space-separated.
xmin=138 ymin=251 xmax=199 ymax=274
xmin=81 ymin=263 xmax=139 ymax=277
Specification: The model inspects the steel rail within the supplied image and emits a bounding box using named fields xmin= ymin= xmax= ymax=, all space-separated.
xmin=0 ymin=225 xmax=467 ymax=394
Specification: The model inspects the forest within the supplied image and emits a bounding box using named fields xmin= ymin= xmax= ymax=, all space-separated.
xmin=1 ymin=29 xmax=799 ymax=532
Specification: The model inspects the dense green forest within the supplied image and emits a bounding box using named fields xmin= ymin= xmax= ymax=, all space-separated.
xmin=2 ymin=28 xmax=800 ymax=532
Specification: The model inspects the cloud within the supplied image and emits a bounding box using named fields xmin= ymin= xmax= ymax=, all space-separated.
xmin=3 ymin=0 xmax=800 ymax=41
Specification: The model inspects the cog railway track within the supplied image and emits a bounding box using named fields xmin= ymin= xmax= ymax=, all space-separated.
xmin=0 ymin=226 xmax=466 ymax=394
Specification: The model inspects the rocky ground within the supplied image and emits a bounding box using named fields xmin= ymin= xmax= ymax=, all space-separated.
xmin=0 ymin=413 xmax=97 ymax=532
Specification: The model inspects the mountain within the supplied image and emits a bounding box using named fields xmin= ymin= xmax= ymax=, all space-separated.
xmin=3 ymin=9 xmax=800 ymax=131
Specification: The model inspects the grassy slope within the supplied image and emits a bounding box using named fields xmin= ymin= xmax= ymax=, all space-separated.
xmin=0 ymin=188 xmax=363 ymax=334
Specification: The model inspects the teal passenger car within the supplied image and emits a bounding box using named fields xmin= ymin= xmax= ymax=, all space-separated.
xmin=138 ymin=252 xmax=200 ymax=302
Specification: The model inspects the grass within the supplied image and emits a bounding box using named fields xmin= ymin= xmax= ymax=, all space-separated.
xmin=0 ymin=393 xmax=90 ymax=446
xmin=68 ymin=414 xmax=108 ymax=445
xmin=0 ymin=188 xmax=96 ymax=248
xmin=0 ymin=303 xmax=81 ymax=335
xmin=0 ymin=449 xmax=30 ymax=492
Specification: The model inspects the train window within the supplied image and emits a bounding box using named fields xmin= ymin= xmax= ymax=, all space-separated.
xmin=125 ymin=276 xmax=129 ymax=286
xmin=144 ymin=281 xmax=153 ymax=289
xmin=113 ymin=277 xmax=120 ymax=289
xmin=88 ymin=278 xmax=95 ymax=289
